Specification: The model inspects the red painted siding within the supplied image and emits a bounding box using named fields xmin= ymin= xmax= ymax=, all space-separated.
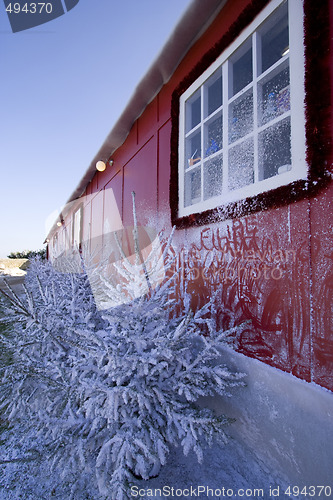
xmin=122 ymin=136 xmax=158 ymax=228
xmin=50 ymin=0 xmax=333 ymax=391
xmin=310 ymin=183 xmax=333 ymax=388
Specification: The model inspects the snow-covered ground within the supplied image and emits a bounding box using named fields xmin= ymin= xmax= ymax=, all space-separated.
xmin=0 ymin=259 xmax=27 ymax=277
xmin=135 ymin=439 xmax=294 ymax=500
xmin=1 ymin=251 xmax=332 ymax=500
xmin=0 ymin=268 xmax=26 ymax=277
xmin=0 ymin=433 xmax=294 ymax=500
xmin=0 ymin=260 xmax=27 ymax=297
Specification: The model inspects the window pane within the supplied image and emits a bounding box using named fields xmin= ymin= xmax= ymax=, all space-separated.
xmin=73 ymin=209 xmax=81 ymax=246
xmin=185 ymin=130 xmax=201 ymax=168
xmin=258 ymin=117 xmax=291 ymax=180
xmin=204 ymin=68 xmax=222 ymax=117
xmin=204 ymin=155 xmax=223 ymax=200
xmin=229 ymin=90 xmax=253 ymax=143
xmin=204 ymin=112 xmax=222 ymax=157
xmin=230 ymin=39 xmax=252 ymax=96
xmin=228 ymin=138 xmax=254 ymax=191
xmin=260 ymin=3 xmax=288 ymax=74
xmin=185 ymin=167 xmax=201 ymax=206
xmin=185 ymin=89 xmax=201 ymax=132
xmin=259 ymin=63 xmax=290 ymax=125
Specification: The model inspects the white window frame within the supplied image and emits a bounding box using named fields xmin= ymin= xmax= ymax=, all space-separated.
xmin=53 ymin=232 xmax=58 ymax=257
xmin=178 ymin=0 xmax=306 ymax=219
xmin=73 ymin=206 xmax=82 ymax=248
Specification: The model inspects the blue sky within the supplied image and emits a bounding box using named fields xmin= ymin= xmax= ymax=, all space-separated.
xmin=0 ymin=0 xmax=192 ymax=258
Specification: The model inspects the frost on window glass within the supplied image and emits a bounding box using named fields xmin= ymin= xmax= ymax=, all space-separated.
xmin=204 ymin=113 xmax=223 ymax=157
xmin=259 ymin=117 xmax=291 ymax=180
xmin=229 ymin=90 xmax=253 ymax=144
xmin=179 ymin=0 xmax=297 ymax=216
xmin=185 ymin=167 xmax=201 ymax=206
xmin=204 ymin=155 xmax=223 ymax=200
xmin=259 ymin=63 xmax=290 ymax=126
xmin=228 ymin=138 xmax=254 ymax=191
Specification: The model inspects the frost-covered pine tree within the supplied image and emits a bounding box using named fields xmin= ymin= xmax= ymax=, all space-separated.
xmin=0 ymin=193 xmax=246 ymax=500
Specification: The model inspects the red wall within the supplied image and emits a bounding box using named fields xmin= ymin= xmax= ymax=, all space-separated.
xmin=56 ymin=0 xmax=332 ymax=391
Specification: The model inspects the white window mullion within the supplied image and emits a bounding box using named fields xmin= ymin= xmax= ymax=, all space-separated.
xmin=222 ymin=61 xmax=229 ymax=193
xmin=288 ymin=0 xmax=306 ymax=178
xmin=253 ymin=32 xmax=259 ymax=183
xmin=200 ymin=85 xmax=204 ymax=202
xmin=178 ymin=97 xmax=186 ymax=213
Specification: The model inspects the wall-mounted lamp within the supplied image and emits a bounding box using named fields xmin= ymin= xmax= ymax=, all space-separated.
xmin=96 ymin=159 xmax=114 ymax=172
xmin=57 ymin=221 xmax=63 ymax=227
xmin=96 ymin=160 xmax=106 ymax=172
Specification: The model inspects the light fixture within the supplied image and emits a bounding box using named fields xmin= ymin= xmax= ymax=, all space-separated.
xmin=282 ymin=46 xmax=289 ymax=57
xmin=96 ymin=160 xmax=106 ymax=172
xmin=96 ymin=158 xmax=114 ymax=172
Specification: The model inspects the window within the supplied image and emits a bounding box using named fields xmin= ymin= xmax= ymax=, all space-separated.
xmin=178 ymin=0 xmax=306 ymax=218
xmin=53 ymin=233 xmax=58 ymax=256
xmin=73 ymin=206 xmax=82 ymax=247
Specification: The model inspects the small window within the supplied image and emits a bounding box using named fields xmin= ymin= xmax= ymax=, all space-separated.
xmin=178 ymin=0 xmax=306 ymax=218
xmin=53 ymin=233 xmax=58 ymax=255
xmin=73 ymin=206 xmax=82 ymax=247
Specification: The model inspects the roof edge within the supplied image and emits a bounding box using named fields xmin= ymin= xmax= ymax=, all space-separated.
xmin=46 ymin=0 xmax=226 ymax=240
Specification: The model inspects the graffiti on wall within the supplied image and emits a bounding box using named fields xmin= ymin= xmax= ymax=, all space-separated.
xmin=48 ymin=197 xmax=333 ymax=389
xmin=175 ymin=217 xmax=321 ymax=382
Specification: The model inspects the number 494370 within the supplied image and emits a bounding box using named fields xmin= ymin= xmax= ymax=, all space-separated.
xmin=6 ymin=3 xmax=53 ymax=14
xmin=285 ymin=486 xmax=332 ymax=497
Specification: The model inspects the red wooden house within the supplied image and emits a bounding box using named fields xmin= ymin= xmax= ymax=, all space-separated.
xmin=46 ymin=0 xmax=333 ymax=484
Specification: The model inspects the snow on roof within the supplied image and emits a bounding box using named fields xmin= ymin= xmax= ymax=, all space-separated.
xmin=67 ymin=0 xmax=226 ymax=204
xmin=46 ymin=0 xmax=226 ymax=240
